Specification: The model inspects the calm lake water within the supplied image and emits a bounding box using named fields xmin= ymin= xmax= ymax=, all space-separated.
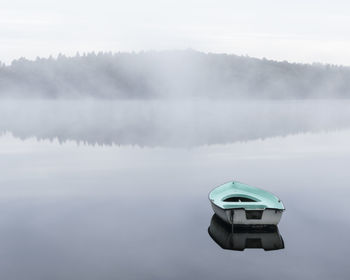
xmin=0 ymin=130 xmax=349 ymax=280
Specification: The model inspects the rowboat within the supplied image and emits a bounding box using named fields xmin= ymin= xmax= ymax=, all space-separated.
xmin=208 ymin=214 xmax=284 ymax=251
xmin=209 ymin=181 xmax=285 ymax=225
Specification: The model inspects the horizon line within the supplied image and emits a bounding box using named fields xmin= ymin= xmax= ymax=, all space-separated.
xmin=1 ymin=49 xmax=348 ymax=68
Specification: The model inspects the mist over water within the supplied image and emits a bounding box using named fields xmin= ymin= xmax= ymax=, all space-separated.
xmin=1 ymin=99 xmax=350 ymax=146
xmin=2 ymin=50 xmax=350 ymax=147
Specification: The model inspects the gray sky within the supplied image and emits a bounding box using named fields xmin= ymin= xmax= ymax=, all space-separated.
xmin=1 ymin=0 xmax=350 ymax=65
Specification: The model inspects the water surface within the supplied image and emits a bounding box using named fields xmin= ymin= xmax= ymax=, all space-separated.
xmin=0 ymin=131 xmax=349 ymax=279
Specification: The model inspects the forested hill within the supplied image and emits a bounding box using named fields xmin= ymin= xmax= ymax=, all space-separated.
xmin=1 ymin=50 xmax=349 ymax=99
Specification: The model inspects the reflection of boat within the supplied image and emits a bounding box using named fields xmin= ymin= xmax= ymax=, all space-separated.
xmin=209 ymin=181 xmax=285 ymax=225
xmin=208 ymin=214 xmax=285 ymax=251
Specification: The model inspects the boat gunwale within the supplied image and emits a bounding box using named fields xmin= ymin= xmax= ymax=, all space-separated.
xmin=208 ymin=180 xmax=285 ymax=211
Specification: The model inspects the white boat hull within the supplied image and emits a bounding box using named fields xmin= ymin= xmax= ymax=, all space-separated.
xmin=211 ymin=202 xmax=283 ymax=225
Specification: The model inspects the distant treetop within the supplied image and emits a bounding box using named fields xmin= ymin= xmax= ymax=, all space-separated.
xmin=0 ymin=50 xmax=349 ymax=99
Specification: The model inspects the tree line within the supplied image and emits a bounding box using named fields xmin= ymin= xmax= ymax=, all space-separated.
xmin=0 ymin=50 xmax=349 ymax=99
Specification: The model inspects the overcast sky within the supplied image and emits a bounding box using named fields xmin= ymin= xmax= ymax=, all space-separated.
xmin=1 ymin=0 xmax=350 ymax=65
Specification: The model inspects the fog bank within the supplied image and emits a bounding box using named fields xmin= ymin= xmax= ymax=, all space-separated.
xmin=1 ymin=99 xmax=349 ymax=146
xmin=1 ymin=50 xmax=350 ymax=99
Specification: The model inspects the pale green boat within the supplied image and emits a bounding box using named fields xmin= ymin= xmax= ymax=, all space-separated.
xmin=209 ymin=181 xmax=285 ymax=225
